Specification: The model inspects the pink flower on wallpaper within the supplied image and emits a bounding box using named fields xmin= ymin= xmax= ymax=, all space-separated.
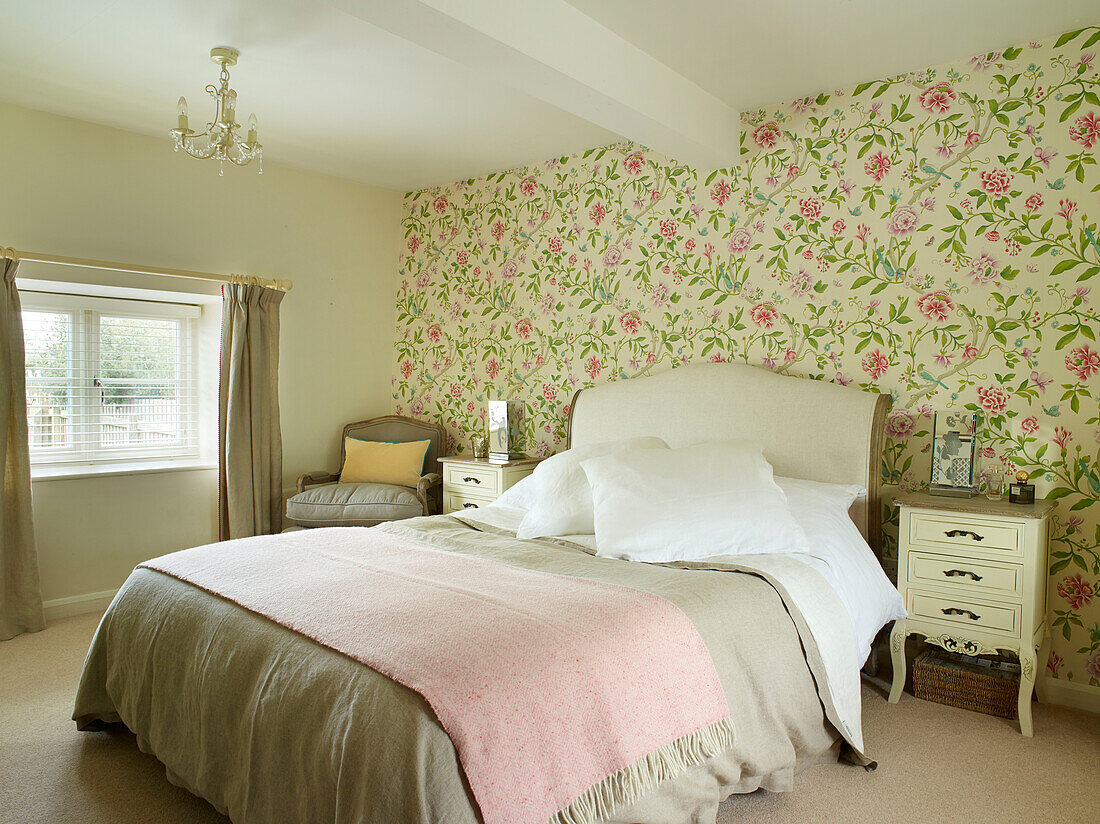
xmin=1057 ymin=575 xmax=1095 ymax=610
xmin=750 ymin=301 xmax=779 ymax=329
xmin=1030 ymin=370 xmax=1052 ymax=391
xmin=864 ymin=150 xmax=892 ymax=182
xmin=962 ymin=343 xmax=980 ymax=361
xmin=589 ymin=202 xmax=607 ymax=226
xmin=727 ymin=228 xmax=753 ymax=255
xmin=1047 ymin=651 xmax=1064 ymax=677
xmin=856 ymin=224 xmax=871 ymax=243
xmin=1034 ymin=146 xmax=1058 ymax=168
xmin=603 ymin=246 xmax=623 ymax=268
xmin=619 ymin=311 xmax=642 ymax=335
xmin=976 ymin=385 xmax=1009 ymax=415
xmin=1069 ymin=111 xmax=1100 ymax=148
xmin=887 ymin=205 xmax=920 ymax=236
xmin=623 ymin=152 xmax=645 ymax=175
xmin=1065 ymin=345 xmax=1100 ymax=381
xmin=541 ymin=383 xmax=558 ymax=402
xmin=410 ymin=397 xmax=425 ymax=416
xmin=919 ymin=83 xmax=956 ymax=113
xmin=979 ymin=167 xmax=1014 ymax=197
xmin=1025 ymin=193 xmax=1043 ymax=212
xmin=752 ymin=121 xmax=781 ymax=149
xmin=400 ymin=360 xmax=414 ymax=379
xmin=659 ymin=218 xmax=679 ymax=240
xmin=1021 ymin=416 xmax=1040 ymax=435
xmin=491 ymin=220 xmax=506 ymax=242
xmin=502 ymin=260 xmax=518 ymax=280
xmin=965 ymin=130 xmax=981 ymax=147
xmin=456 ymin=250 xmax=470 ymax=267
xmin=514 ymin=318 xmax=533 ymax=339
xmin=519 ymin=176 xmax=539 ymax=197
xmin=709 ymin=353 xmax=728 ymax=363
xmin=449 ymin=382 xmax=463 ymax=401
xmin=861 ymin=350 xmax=889 ymax=380
xmin=547 ymin=236 xmax=564 ymax=256
xmin=1053 ymin=426 xmax=1072 ymax=449
xmin=985 ymin=230 xmax=1000 ymax=241
xmin=917 ymin=290 xmax=954 ymax=322
xmin=885 ymin=410 xmax=915 ymax=439
xmin=1057 ymin=199 xmax=1077 ymax=221
xmin=832 ymin=218 xmax=846 ymax=234
xmin=710 ymin=179 xmax=732 ymax=205
xmin=798 ymin=196 xmax=823 ymax=221
xmin=584 ymin=355 xmax=602 ymax=379
xmin=485 ymin=358 xmax=500 ymax=380
xmin=968 ymin=253 xmax=999 ymax=284
xmin=685 ymin=238 xmax=696 ymax=252
xmin=433 ymin=196 xmax=448 ymax=214
xmin=407 ymin=235 xmax=420 ymax=254
xmin=426 ymin=323 xmax=443 ymax=343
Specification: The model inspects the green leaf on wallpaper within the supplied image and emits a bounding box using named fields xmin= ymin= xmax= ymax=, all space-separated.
xmin=1051 ymin=557 xmax=1071 ymax=575
xmin=1002 ymin=46 xmax=1022 ymax=60
xmin=1081 ymin=267 xmax=1100 ymax=281
xmin=1060 ymin=98 xmax=1083 ymax=122
xmin=1070 ymin=499 xmax=1095 ymax=512
xmin=871 ymin=83 xmax=891 ymax=99
xmin=1050 ymin=259 xmax=1080 ymax=276
xmin=816 ymin=93 xmax=830 ymax=105
xmin=853 ymin=81 xmax=875 ymax=96
xmin=1085 ymin=29 xmax=1100 ymax=48
xmin=705 ymin=170 xmax=718 ymax=186
xmin=1055 ymin=28 xmax=1083 ymax=47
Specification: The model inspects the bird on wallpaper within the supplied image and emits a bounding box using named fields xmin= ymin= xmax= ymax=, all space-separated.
xmin=848 ymin=205 xmax=863 ymax=216
xmin=920 ymin=164 xmax=952 ymax=179
xmin=1047 ymin=178 xmax=1066 ymax=190
xmin=875 ymin=247 xmax=898 ymax=279
xmin=1084 ymin=226 xmax=1100 ymax=256
xmin=918 ymin=370 xmax=952 ymax=393
xmin=1043 ymin=404 xmax=1061 ymax=417
xmin=754 ymin=191 xmax=778 ymax=206
xmin=1081 ymin=460 xmax=1100 ymax=495
xmin=719 ymin=263 xmax=735 ymax=291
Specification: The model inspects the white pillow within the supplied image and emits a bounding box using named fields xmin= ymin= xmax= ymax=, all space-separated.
xmin=515 ymin=437 xmax=669 ymax=539
xmin=580 ymin=440 xmax=809 ymax=562
xmin=776 ymin=476 xmax=906 ymax=665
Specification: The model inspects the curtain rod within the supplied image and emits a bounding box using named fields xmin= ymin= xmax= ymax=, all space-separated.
xmin=1 ymin=247 xmax=292 ymax=292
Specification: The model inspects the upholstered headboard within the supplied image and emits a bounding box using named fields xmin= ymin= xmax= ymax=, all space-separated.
xmin=566 ymin=364 xmax=891 ymax=552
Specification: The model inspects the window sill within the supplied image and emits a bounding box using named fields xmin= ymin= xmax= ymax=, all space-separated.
xmin=31 ymin=459 xmax=217 ymax=482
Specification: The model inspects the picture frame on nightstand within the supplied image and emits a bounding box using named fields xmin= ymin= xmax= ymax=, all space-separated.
xmin=929 ymin=411 xmax=980 ymax=498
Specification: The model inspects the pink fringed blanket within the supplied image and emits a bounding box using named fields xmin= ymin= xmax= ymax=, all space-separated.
xmin=141 ymin=528 xmax=734 ymax=824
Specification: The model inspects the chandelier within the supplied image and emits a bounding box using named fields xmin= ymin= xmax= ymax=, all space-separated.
xmin=171 ymin=47 xmax=262 ymax=175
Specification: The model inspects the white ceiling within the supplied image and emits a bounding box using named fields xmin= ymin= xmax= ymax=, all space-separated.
xmin=0 ymin=1 xmax=1096 ymax=191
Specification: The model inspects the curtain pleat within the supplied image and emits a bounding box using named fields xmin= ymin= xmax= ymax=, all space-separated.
xmin=1 ymin=256 xmax=46 ymax=640
xmin=218 ymin=283 xmax=284 ymax=540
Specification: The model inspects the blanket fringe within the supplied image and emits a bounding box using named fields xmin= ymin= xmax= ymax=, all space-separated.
xmin=546 ymin=717 xmax=737 ymax=824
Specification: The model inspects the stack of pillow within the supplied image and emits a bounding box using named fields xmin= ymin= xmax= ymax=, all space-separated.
xmin=492 ymin=436 xmax=905 ymax=665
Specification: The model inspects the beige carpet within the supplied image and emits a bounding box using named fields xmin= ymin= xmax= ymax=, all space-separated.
xmin=2 ymin=614 xmax=1097 ymax=824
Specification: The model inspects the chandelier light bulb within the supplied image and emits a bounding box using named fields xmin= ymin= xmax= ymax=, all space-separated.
xmin=225 ymin=89 xmax=237 ymax=120
xmin=177 ymin=96 xmax=189 ymax=130
xmin=247 ymin=113 xmax=258 ymax=143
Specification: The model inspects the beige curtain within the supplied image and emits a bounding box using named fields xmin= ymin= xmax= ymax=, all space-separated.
xmin=1 ymin=255 xmax=45 ymax=640
xmin=218 ymin=283 xmax=285 ymax=540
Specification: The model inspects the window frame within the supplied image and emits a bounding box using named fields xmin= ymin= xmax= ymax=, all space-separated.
xmin=22 ymin=289 xmax=204 ymax=471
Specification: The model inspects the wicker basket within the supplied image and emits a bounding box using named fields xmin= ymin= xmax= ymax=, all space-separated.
xmin=912 ymin=647 xmax=1019 ymax=719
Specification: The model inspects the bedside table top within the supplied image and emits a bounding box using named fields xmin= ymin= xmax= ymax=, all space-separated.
xmin=438 ymin=455 xmax=543 ymax=468
xmin=895 ymin=492 xmax=1057 ymax=519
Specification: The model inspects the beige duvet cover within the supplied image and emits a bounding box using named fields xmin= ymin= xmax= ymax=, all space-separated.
xmin=74 ymin=516 xmax=858 ymax=824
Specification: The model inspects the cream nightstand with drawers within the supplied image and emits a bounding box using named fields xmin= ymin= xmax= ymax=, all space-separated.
xmin=438 ymin=456 xmax=541 ymax=514
xmin=888 ymin=493 xmax=1057 ymax=736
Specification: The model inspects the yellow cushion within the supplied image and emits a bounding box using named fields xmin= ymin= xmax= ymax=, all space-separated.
xmin=339 ymin=438 xmax=431 ymax=488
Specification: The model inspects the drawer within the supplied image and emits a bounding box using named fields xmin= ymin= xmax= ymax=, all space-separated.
xmin=907 ymin=551 xmax=1023 ymax=598
xmin=907 ymin=589 xmax=1021 ymax=637
xmin=908 ymin=511 xmax=1022 ymax=554
xmin=443 ymin=464 xmax=501 ymax=496
xmin=444 ymin=490 xmax=496 ymax=515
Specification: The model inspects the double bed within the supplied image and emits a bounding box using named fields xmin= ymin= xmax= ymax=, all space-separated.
xmin=74 ymin=363 xmax=895 ymax=824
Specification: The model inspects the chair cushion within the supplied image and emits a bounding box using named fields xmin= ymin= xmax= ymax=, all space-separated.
xmin=286 ymin=482 xmax=423 ymax=528
xmin=339 ymin=437 xmax=432 ymax=488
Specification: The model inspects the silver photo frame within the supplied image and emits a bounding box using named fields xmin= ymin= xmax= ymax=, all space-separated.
xmin=930 ymin=411 xmax=979 ymax=497
xmin=487 ymin=399 xmax=526 ymax=461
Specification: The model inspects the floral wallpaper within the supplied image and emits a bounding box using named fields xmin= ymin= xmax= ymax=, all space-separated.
xmin=392 ymin=26 xmax=1100 ymax=687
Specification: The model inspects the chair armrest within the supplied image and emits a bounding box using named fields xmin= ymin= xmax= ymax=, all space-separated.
xmin=416 ymin=472 xmax=444 ymax=516
xmin=296 ymin=471 xmax=339 ymax=494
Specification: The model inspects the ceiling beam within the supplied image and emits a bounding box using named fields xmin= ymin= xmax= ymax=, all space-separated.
xmin=331 ymin=0 xmax=740 ymax=172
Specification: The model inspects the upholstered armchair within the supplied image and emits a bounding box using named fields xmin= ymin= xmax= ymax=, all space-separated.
xmin=286 ymin=415 xmax=445 ymax=529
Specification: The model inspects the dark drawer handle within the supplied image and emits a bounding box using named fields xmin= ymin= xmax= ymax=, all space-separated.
xmin=462 ymin=502 xmax=479 ymax=509
xmin=941 ymin=607 xmax=981 ymax=621
xmin=943 ymin=569 xmax=984 ymax=581
xmin=463 ymin=476 xmax=481 ymax=484
xmin=944 ymin=529 xmax=984 ymax=542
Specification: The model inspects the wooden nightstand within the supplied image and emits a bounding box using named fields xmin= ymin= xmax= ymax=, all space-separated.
xmin=888 ymin=493 xmax=1056 ymax=736
xmin=438 ymin=456 xmax=541 ymax=514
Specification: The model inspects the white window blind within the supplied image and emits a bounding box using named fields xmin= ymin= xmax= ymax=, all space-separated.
xmin=22 ymin=291 xmax=202 ymax=467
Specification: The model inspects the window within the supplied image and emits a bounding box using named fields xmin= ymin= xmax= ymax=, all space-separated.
xmin=23 ymin=291 xmax=202 ymax=469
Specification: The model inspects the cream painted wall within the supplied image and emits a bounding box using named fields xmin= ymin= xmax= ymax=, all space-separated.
xmin=1 ymin=101 xmax=402 ymax=609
